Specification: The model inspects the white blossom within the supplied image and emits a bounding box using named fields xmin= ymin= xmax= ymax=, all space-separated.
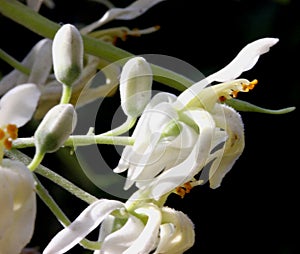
xmin=42 ymin=198 xmax=194 ymax=254
xmin=114 ymin=38 xmax=279 ymax=199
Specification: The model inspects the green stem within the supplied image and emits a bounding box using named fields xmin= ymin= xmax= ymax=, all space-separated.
xmin=5 ymin=149 xmax=98 ymax=204
xmin=100 ymin=116 xmax=136 ymax=136
xmin=34 ymin=175 xmax=101 ymax=251
xmin=0 ymin=48 xmax=30 ymax=75
xmin=60 ymin=84 xmax=73 ymax=104
xmin=13 ymin=134 xmax=134 ymax=149
xmin=0 ymin=0 xmax=194 ymax=91
xmin=27 ymin=150 xmax=45 ymax=171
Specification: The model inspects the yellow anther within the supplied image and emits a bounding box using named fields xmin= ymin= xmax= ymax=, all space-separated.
xmin=232 ymin=90 xmax=239 ymax=98
xmin=175 ymin=182 xmax=194 ymax=198
xmin=242 ymin=79 xmax=258 ymax=92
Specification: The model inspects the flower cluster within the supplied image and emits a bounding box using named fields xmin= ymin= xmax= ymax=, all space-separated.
xmin=43 ymin=36 xmax=280 ymax=254
xmin=0 ymin=0 xmax=295 ymax=254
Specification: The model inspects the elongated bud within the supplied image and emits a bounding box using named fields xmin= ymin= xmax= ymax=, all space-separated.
xmin=120 ymin=57 xmax=152 ymax=117
xmin=52 ymin=24 xmax=83 ymax=86
xmin=34 ymin=104 xmax=77 ymax=153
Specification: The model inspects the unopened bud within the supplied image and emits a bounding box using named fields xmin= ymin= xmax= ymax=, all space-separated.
xmin=34 ymin=104 xmax=77 ymax=153
xmin=52 ymin=24 xmax=83 ymax=86
xmin=120 ymin=57 xmax=152 ymax=117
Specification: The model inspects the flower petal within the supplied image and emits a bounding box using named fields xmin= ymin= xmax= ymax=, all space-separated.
xmin=148 ymin=109 xmax=216 ymax=199
xmin=154 ymin=207 xmax=195 ymax=254
xmin=209 ymin=38 xmax=279 ymax=82
xmin=208 ymin=104 xmax=245 ymax=188
xmin=0 ymin=159 xmax=36 ymax=254
xmin=100 ymin=215 xmax=144 ymax=253
xmin=0 ymin=83 xmax=41 ymax=127
xmin=124 ymin=204 xmax=161 ymax=254
xmin=28 ymin=39 xmax=53 ymax=85
xmin=0 ymin=39 xmax=52 ymax=95
xmin=81 ymin=0 xmax=166 ymax=34
xmin=43 ymin=199 xmax=124 ymax=254
xmin=0 ymin=169 xmax=14 ymax=239
xmin=114 ymin=93 xmax=177 ymax=175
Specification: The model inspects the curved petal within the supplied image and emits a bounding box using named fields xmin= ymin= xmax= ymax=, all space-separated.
xmin=43 ymin=199 xmax=124 ymax=254
xmin=0 ymin=83 xmax=41 ymax=127
xmin=0 ymin=159 xmax=36 ymax=254
xmin=208 ymin=104 xmax=245 ymax=188
xmin=28 ymin=39 xmax=53 ymax=86
xmin=124 ymin=204 xmax=161 ymax=254
xmin=0 ymin=193 xmax=36 ymax=254
xmin=0 ymin=39 xmax=52 ymax=95
xmin=81 ymin=0 xmax=166 ymax=34
xmin=97 ymin=215 xmax=115 ymax=243
xmin=208 ymin=38 xmax=279 ymax=82
xmin=100 ymin=215 xmax=144 ymax=253
xmin=154 ymin=207 xmax=195 ymax=254
xmin=176 ymin=38 xmax=278 ymax=109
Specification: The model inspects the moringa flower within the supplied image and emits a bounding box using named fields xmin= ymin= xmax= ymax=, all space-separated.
xmin=42 ymin=198 xmax=194 ymax=254
xmin=114 ymin=38 xmax=279 ymax=199
xmin=0 ymin=83 xmax=41 ymax=160
xmin=0 ymin=84 xmax=40 ymax=253
xmin=0 ymin=38 xmax=52 ymax=96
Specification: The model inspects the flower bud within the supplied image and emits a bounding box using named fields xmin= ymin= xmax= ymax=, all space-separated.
xmin=34 ymin=104 xmax=77 ymax=153
xmin=52 ymin=24 xmax=83 ymax=86
xmin=120 ymin=57 xmax=152 ymax=117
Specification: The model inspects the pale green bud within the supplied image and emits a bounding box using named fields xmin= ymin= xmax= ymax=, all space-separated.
xmin=34 ymin=104 xmax=77 ymax=153
xmin=120 ymin=57 xmax=152 ymax=117
xmin=52 ymin=24 xmax=83 ymax=86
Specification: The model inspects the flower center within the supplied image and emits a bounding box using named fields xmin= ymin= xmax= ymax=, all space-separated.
xmin=219 ymin=79 xmax=258 ymax=102
xmin=0 ymin=124 xmax=18 ymax=150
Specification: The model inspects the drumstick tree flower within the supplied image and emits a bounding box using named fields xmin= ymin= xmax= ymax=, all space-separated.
xmin=114 ymin=37 xmax=280 ymax=199
xmin=0 ymin=83 xmax=40 ymax=253
xmin=42 ymin=198 xmax=194 ymax=254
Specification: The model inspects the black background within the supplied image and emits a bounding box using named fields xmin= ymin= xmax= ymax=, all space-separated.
xmin=1 ymin=0 xmax=299 ymax=253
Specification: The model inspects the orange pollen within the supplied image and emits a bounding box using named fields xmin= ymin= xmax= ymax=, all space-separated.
xmin=242 ymin=79 xmax=258 ymax=92
xmin=6 ymin=124 xmax=18 ymax=140
xmin=175 ymin=182 xmax=194 ymax=198
xmin=4 ymin=138 xmax=12 ymax=150
xmin=0 ymin=129 xmax=5 ymax=140
xmin=0 ymin=124 xmax=18 ymax=150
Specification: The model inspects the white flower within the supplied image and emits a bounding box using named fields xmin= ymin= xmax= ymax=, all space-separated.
xmin=0 ymin=159 xmax=36 ymax=254
xmin=154 ymin=207 xmax=195 ymax=254
xmin=0 ymin=83 xmax=40 ymax=253
xmin=0 ymin=83 xmax=41 ymax=159
xmin=42 ymin=199 xmax=194 ymax=254
xmin=0 ymin=38 xmax=52 ymax=96
xmin=114 ymin=38 xmax=279 ymax=199
xmin=80 ymin=0 xmax=166 ymax=34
